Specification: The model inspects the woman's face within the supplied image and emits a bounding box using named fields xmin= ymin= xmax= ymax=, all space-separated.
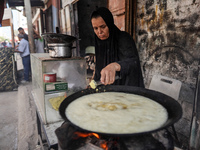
xmin=91 ymin=16 xmax=109 ymax=40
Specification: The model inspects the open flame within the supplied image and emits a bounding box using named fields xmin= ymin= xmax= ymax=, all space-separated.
xmin=74 ymin=132 xmax=100 ymax=139
xmin=100 ymin=141 xmax=108 ymax=150
xmin=74 ymin=132 xmax=108 ymax=150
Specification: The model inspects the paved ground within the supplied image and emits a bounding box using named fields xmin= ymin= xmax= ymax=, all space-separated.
xmin=0 ymin=82 xmax=40 ymax=150
xmin=17 ymin=83 xmax=39 ymax=150
xmin=0 ymin=90 xmax=18 ymax=150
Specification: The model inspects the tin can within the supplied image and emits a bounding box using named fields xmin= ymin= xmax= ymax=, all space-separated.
xmin=43 ymin=73 xmax=56 ymax=82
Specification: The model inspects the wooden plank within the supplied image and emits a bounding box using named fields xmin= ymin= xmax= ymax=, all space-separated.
xmin=24 ymin=0 xmax=35 ymax=53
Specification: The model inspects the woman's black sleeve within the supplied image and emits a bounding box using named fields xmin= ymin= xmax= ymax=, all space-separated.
xmin=116 ymin=31 xmax=140 ymax=79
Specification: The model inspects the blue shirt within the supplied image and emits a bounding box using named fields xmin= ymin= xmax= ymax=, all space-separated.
xmin=18 ymin=38 xmax=30 ymax=57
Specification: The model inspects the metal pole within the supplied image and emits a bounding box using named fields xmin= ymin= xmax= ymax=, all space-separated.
xmin=24 ymin=0 xmax=35 ymax=53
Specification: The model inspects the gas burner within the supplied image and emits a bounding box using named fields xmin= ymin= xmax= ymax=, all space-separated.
xmin=55 ymin=121 xmax=174 ymax=150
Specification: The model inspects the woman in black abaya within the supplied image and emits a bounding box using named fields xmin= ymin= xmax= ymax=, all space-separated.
xmin=91 ymin=7 xmax=144 ymax=87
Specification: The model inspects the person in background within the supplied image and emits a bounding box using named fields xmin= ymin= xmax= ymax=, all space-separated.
xmin=32 ymin=25 xmax=44 ymax=53
xmin=90 ymin=7 xmax=144 ymax=87
xmin=15 ymin=34 xmax=31 ymax=83
xmin=18 ymin=27 xmax=28 ymax=41
xmin=1 ymin=41 xmax=6 ymax=47
xmin=33 ymin=32 xmax=44 ymax=53
xmin=5 ymin=41 xmax=12 ymax=47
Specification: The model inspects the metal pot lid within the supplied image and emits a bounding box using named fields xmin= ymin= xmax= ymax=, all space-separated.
xmin=42 ymin=33 xmax=76 ymax=44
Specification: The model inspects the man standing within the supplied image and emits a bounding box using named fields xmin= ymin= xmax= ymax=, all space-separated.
xmin=18 ymin=27 xmax=29 ymax=41
xmin=15 ymin=34 xmax=31 ymax=83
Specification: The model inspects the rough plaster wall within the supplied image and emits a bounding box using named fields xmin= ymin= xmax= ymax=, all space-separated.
xmin=136 ymin=0 xmax=200 ymax=148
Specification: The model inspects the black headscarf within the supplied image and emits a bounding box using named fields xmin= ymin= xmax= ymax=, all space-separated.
xmin=91 ymin=7 xmax=121 ymax=78
xmin=91 ymin=7 xmax=144 ymax=87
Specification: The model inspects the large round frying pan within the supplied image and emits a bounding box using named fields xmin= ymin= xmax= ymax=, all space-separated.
xmin=59 ymin=85 xmax=182 ymax=137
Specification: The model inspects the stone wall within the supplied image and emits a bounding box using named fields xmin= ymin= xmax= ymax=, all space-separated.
xmin=136 ymin=0 xmax=200 ymax=148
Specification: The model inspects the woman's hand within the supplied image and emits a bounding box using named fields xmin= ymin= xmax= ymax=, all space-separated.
xmin=100 ymin=62 xmax=121 ymax=85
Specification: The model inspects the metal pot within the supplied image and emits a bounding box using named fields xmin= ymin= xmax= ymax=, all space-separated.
xmin=47 ymin=43 xmax=74 ymax=58
xmin=59 ymin=85 xmax=182 ymax=137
